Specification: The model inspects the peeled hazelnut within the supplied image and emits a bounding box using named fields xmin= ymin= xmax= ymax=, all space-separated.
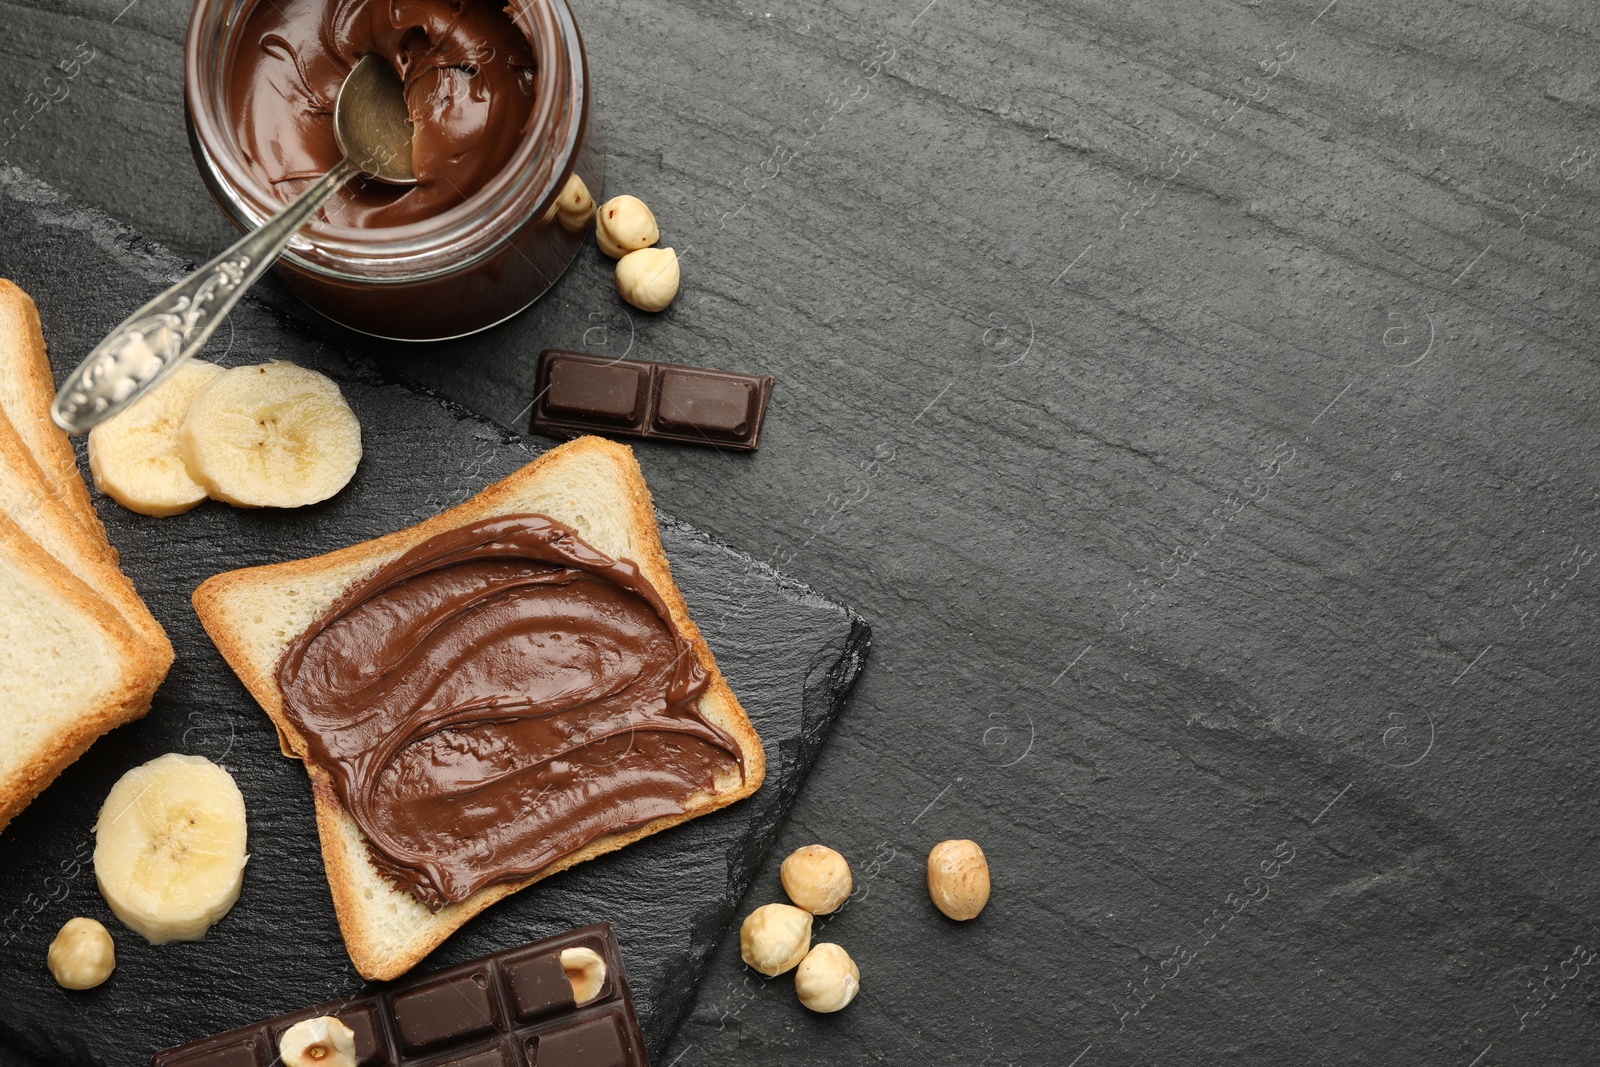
xmin=739 ymin=902 xmax=813 ymax=976
xmin=46 ymin=917 xmax=115 ymax=990
xmin=614 ymin=247 xmax=680 ymax=312
xmin=595 ymin=195 xmax=660 ymax=258
xmin=555 ymin=173 xmax=595 ymax=234
xmin=927 ymin=839 xmax=990 ymax=921
xmin=780 ymin=845 xmax=852 ymax=915
xmin=794 ymin=943 xmax=860 ymax=1013
xmin=279 ymin=1016 xmax=357 ymax=1067
xmin=560 ymin=945 xmax=607 ymax=1004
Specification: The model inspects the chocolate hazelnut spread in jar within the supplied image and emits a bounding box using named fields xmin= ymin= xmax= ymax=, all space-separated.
xmin=184 ymin=0 xmax=600 ymax=340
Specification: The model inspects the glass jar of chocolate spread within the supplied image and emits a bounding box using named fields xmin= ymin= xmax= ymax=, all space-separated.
xmin=184 ymin=0 xmax=600 ymax=340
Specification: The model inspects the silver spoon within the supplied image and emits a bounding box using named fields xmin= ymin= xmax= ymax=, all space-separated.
xmin=51 ymin=55 xmax=417 ymax=435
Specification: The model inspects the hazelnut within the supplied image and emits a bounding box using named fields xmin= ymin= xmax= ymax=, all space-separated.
xmin=926 ymin=839 xmax=990 ymax=921
xmin=739 ymin=902 xmax=812 ymax=976
xmin=555 ymin=173 xmax=595 ymax=234
xmin=46 ymin=917 xmax=115 ymax=990
xmin=279 ymin=1015 xmax=356 ymax=1067
xmin=595 ymin=195 xmax=660 ymax=258
xmin=780 ymin=845 xmax=852 ymax=915
xmin=614 ymin=247 xmax=680 ymax=312
xmin=794 ymin=943 xmax=860 ymax=1013
xmin=560 ymin=945 xmax=607 ymax=1004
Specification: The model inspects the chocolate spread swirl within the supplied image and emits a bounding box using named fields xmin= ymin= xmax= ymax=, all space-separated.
xmin=228 ymin=0 xmax=540 ymax=228
xmin=276 ymin=515 xmax=744 ymax=908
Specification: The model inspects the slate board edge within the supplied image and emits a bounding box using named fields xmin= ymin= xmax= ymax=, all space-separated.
xmin=641 ymin=599 xmax=871 ymax=1055
xmin=0 ymin=166 xmax=183 ymax=288
xmin=0 ymin=165 xmax=875 ymax=1066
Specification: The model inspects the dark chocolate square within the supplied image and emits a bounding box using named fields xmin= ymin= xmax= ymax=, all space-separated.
xmin=529 ymin=1014 xmax=628 ymax=1067
xmin=654 ymin=371 xmax=757 ymax=438
xmin=530 ymin=349 xmax=771 ymax=450
xmin=391 ymin=970 xmax=497 ymax=1054
xmin=163 ymin=1038 xmax=266 ymax=1067
xmin=430 ymin=1041 xmax=515 ymax=1067
xmin=545 ymin=359 xmax=648 ymax=424
xmin=338 ymin=1006 xmax=388 ymax=1067
xmin=506 ymin=953 xmax=577 ymax=1022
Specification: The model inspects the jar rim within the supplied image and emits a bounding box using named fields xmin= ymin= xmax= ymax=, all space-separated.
xmin=183 ymin=0 xmax=587 ymax=282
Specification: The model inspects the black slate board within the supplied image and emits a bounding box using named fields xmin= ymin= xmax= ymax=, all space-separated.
xmin=0 ymin=167 xmax=870 ymax=1067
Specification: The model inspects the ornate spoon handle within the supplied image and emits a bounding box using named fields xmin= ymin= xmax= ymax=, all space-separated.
xmin=52 ymin=159 xmax=357 ymax=435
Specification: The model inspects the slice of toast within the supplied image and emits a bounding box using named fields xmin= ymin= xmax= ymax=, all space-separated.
xmin=0 ymin=512 xmax=163 ymax=834
xmin=0 ymin=280 xmax=111 ymax=549
xmin=0 ymin=404 xmax=172 ymax=673
xmin=193 ymin=436 xmax=766 ymax=980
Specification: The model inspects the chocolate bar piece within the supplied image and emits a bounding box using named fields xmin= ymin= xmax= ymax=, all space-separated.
xmin=151 ymin=924 xmax=646 ymax=1067
xmin=530 ymin=349 xmax=773 ymax=451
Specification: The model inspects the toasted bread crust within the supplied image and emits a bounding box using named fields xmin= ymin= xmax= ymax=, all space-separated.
xmin=0 ymin=513 xmax=159 ymax=834
xmin=0 ymin=403 xmax=172 ymax=670
xmin=194 ymin=437 xmax=765 ymax=980
xmin=0 ymin=279 xmax=111 ymax=548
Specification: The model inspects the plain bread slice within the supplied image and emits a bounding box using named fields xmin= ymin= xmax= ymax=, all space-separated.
xmin=0 ymin=404 xmax=172 ymax=671
xmin=0 ymin=279 xmax=109 ymax=548
xmin=0 ymin=512 xmax=160 ymax=834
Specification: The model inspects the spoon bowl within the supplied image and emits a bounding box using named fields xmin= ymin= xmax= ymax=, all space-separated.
xmin=334 ymin=55 xmax=417 ymax=186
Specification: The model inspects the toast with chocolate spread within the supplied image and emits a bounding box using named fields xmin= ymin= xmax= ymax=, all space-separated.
xmin=193 ymin=436 xmax=766 ymax=981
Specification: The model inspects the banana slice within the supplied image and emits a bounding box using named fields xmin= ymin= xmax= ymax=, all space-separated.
xmin=179 ymin=361 xmax=362 ymax=508
xmin=93 ymin=753 xmax=249 ymax=945
xmin=87 ymin=360 xmax=223 ymax=517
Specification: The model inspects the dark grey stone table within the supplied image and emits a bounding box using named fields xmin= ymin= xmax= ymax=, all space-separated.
xmin=4 ymin=0 xmax=1600 ymax=1064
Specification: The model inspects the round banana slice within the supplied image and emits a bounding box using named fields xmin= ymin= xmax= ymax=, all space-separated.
xmin=179 ymin=361 xmax=362 ymax=508
xmin=87 ymin=360 xmax=223 ymax=517
xmin=93 ymin=753 xmax=249 ymax=945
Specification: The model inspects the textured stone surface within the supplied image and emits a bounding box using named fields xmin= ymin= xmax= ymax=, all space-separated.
xmin=5 ymin=0 xmax=1600 ymax=1064
xmin=0 ymin=170 xmax=868 ymax=1065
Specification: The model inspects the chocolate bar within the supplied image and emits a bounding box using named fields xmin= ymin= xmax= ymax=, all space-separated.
xmin=529 ymin=349 xmax=773 ymax=451
xmin=150 ymin=924 xmax=647 ymax=1067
